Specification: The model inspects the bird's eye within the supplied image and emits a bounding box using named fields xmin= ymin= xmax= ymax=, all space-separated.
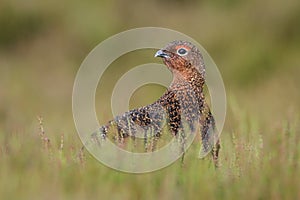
xmin=177 ymin=48 xmax=188 ymax=56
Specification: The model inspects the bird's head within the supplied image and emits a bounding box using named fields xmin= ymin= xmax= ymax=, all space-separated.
xmin=155 ymin=40 xmax=205 ymax=77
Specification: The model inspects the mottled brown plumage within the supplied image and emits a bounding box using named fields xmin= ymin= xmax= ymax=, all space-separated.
xmin=88 ymin=41 xmax=220 ymax=166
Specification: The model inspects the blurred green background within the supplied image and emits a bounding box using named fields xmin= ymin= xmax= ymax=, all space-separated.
xmin=1 ymin=0 xmax=300 ymax=199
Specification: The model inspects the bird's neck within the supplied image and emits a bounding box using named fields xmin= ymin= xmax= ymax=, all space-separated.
xmin=170 ymin=68 xmax=206 ymax=107
xmin=172 ymin=68 xmax=205 ymax=90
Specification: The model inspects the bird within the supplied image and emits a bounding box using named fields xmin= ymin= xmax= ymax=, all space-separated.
xmin=86 ymin=40 xmax=220 ymax=167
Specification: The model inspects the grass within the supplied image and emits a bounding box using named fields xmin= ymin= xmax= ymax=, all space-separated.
xmin=0 ymin=102 xmax=299 ymax=199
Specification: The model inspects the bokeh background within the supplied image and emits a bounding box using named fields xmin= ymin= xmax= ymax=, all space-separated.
xmin=1 ymin=0 xmax=300 ymax=199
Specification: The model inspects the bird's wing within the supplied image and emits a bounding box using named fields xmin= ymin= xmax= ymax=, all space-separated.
xmin=198 ymin=102 xmax=219 ymax=158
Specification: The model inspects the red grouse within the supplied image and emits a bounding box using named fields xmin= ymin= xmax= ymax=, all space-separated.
xmin=88 ymin=41 xmax=220 ymax=166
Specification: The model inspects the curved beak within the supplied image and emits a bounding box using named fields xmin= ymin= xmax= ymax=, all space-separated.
xmin=154 ymin=49 xmax=169 ymax=58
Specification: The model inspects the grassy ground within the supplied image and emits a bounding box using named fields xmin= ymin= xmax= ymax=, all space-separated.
xmin=1 ymin=0 xmax=300 ymax=199
xmin=1 ymin=104 xmax=299 ymax=199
